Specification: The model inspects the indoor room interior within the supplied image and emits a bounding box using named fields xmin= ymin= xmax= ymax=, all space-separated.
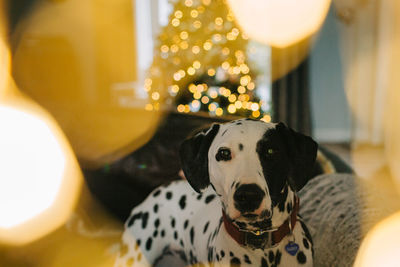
xmin=1 ymin=0 xmax=400 ymax=266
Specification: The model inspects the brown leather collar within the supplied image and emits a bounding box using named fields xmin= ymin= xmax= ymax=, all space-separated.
xmin=222 ymin=196 xmax=299 ymax=249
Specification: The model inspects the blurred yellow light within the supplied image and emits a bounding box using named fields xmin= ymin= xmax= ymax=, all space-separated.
xmin=192 ymin=46 xmax=201 ymax=54
xmin=240 ymin=64 xmax=250 ymax=74
xmin=208 ymin=103 xmax=217 ymax=112
xmin=227 ymin=33 xmax=236 ymax=41
xmin=144 ymin=78 xmax=152 ymax=87
xmin=177 ymin=104 xmax=185 ymax=113
xmin=179 ymin=41 xmax=189 ymax=50
xmin=238 ymin=94 xmax=246 ymax=101
xmin=202 ymin=0 xmax=211 ymax=6
xmin=233 ymin=66 xmax=241 ymax=74
xmin=247 ymin=82 xmax=255 ymax=90
xmin=222 ymin=47 xmax=230 ymax=55
xmin=201 ymin=96 xmax=210 ymax=104
xmin=187 ymin=67 xmax=196 ymax=75
xmin=151 ymin=92 xmax=160 ymax=101
xmin=238 ymin=86 xmax=246 ymax=94
xmin=185 ymin=0 xmax=193 ymax=7
xmin=223 ymin=89 xmax=231 ymax=97
xmin=228 ymin=94 xmax=237 ymax=102
xmin=213 ymin=34 xmax=222 ymax=42
xmin=228 ymin=104 xmax=236 ymax=114
xmin=189 ymin=84 xmax=197 ymax=93
xmin=235 ymin=101 xmax=243 ymax=109
xmin=354 ymin=212 xmax=400 ymax=267
xmin=171 ymin=85 xmax=179 ymax=93
xmin=173 ymin=73 xmax=181 ymax=81
xmin=240 ymin=76 xmax=250 ymax=86
xmin=193 ymin=60 xmax=201 ymax=69
xmin=160 ymin=45 xmax=169 ymax=53
xmin=227 ymin=10 xmax=235 ymax=21
xmin=193 ymin=20 xmax=202 ymax=29
xmin=207 ymin=68 xmax=216 ymax=76
xmin=178 ymin=69 xmax=186 ymax=78
xmin=215 ymin=108 xmax=223 ymax=116
xmin=145 ymin=103 xmax=153 ymax=111
xmin=252 ymin=110 xmax=261 ymax=117
xmin=226 ymin=0 xmax=331 ymax=47
xmin=172 ymin=18 xmax=180 ymax=27
xmin=171 ymin=44 xmax=179 ymax=53
xmin=180 ymin=31 xmax=189 ymax=40
xmin=261 ymin=114 xmax=272 ymax=122
xmin=203 ymin=41 xmax=212 ymax=51
xmin=194 ymin=92 xmax=202 ymax=99
xmin=215 ymin=17 xmax=223 ymax=26
xmin=175 ymin=10 xmax=183 ymax=18
xmin=209 ymin=90 xmax=218 ymax=99
xmin=222 ymin=61 xmax=230 ymax=70
xmin=184 ymin=104 xmax=190 ymax=113
xmin=191 ymin=10 xmax=199 ymax=18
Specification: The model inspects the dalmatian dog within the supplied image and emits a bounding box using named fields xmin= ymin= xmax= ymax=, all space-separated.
xmin=115 ymin=119 xmax=317 ymax=267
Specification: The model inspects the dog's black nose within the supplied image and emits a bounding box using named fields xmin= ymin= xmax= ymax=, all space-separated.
xmin=234 ymin=184 xmax=265 ymax=213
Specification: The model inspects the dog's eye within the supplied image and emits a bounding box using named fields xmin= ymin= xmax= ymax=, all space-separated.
xmin=267 ymin=148 xmax=275 ymax=155
xmin=216 ymin=147 xmax=232 ymax=161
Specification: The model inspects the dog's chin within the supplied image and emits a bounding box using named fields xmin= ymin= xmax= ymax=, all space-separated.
xmin=231 ymin=213 xmax=273 ymax=232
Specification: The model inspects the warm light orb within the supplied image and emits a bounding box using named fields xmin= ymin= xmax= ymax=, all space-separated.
xmin=0 ymin=106 xmax=65 ymax=228
xmin=226 ymin=0 xmax=331 ymax=47
xmin=354 ymin=212 xmax=400 ymax=267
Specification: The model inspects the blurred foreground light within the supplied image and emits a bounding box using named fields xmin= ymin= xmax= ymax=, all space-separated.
xmin=226 ymin=0 xmax=331 ymax=47
xmin=354 ymin=212 xmax=400 ymax=267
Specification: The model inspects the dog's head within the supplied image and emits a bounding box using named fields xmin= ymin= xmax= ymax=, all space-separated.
xmin=179 ymin=119 xmax=317 ymax=232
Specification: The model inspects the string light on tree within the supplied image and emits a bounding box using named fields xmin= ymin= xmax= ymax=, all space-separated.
xmin=146 ymin=0 xmax=270 ymax=119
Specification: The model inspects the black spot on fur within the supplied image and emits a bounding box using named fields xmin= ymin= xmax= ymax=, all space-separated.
xmin=153 ymin=204 xmax=159 ymax=213
xmin=287 ymin=202 xmax=292 ymax=213
xmin=261 ymin=257 xmax=269 ymax=267
xmin=161 ymin=230 xmax=165 ymax=237
xmin=137 ymin=239 xmax=141 ymax=246
xmin=145 ymin=237 xmax=152 ymax=251
xmin=244 ymin=254 xmax=251 ymax=264
xmin=222 ymin=129 xmax=228 ymax=136
xmin=303 ymin=238 xmax=309 ymax=249
xmin=197 ymin=194 xmax=203 ymax=200
xmin=190 ymin=227 xmax=195 ymax=244
xmin=166 ymin=191 xmax=173 ymax=200
xmin=171 ymin=218 xmax=176 ymax=228
xmin=220 ymin=250 xmax=225 ymax=258
xmin=275 ymin=250 xmax=282 ymax=265
xmin=153 ymin=230 xmax=158 ymax=238
xmin=230 ymin=251 xmax=234 ymax=257
xmin=235 ymin=221 xmax=247 ymax=229
xmin=297 ymin=251 xmax=307 ymax=264
xmin=180 ymin=239 xmax=184 ymax=247
xmin=205 ymin=194 xmax=216 ymax=204
xmin=231 ymin=257 xmax=241 ymax=266
xmin=184 ymin=220 xmax=189 ymax=229
xmin=127 ymin=212 xmax=142 ymax=227
xmin=239 ymin=143 xmax=244 ymax=151
xmin=203 ymin=221 xmax=210 ymax=233
xmin=154 ymin=218 xmax=160 ymax=228
xmin=268 ymin=251 xmax=274 ymax=262
xmin=179 ymin=195 xmax=187 ymax=210
xmin=153 ymin=190 xmax=161 ymax=197
xmin=141 ymin=212 xmax=149 ymax=229
xmin=174 ymin=231 xmax=178 ymax=240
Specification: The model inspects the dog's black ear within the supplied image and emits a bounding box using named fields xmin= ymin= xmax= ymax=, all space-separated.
xmin=276 ymin=122 xmax=318 ymax=191
xmin=179 ymin=124 xmax=220 ymax=193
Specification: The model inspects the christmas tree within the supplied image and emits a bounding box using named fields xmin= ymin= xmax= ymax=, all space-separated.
xmin=145 ymin=0 xmax=269 ymax=120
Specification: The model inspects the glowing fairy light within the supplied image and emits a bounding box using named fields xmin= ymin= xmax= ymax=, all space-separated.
xmin=235 ymin=101 xmax=243 ymax=109
xmin=247 ymin=82 xmax=255 ymax=90
xmin=184 ymin=105 xmax=190 ymax=113
xmin=171 ymin=85 xmax=179 ymax=93
xmin=240 ymin=75 xmax=251 ymax=86
xmin=203 ymin=41 xmax=212 ymax=50
xmin=160 ymin=45 xmax=169 ymax=53
xmin=197 ymin=84 xmax=205 ymax=92
xmin=228 ymin=94 xmax=237 ymax=103
xmin=187 ymin=67 xmax=196 ymax=75
xmin=207 ymin=68 xmax=216 ymax=76
xmin=178 ymin=69 xmax=185 ymax=78
xmin=251 ymin=103 xmax=260 ymax=111
xmin=180 ymin=31 xmax=189 ymax=40
xmin=222 ymin=47 xmax=230 ymax=55
xmin=193 ymin=61 xmax=201 ymax=69
xmin=177 ymin=104 xmax=185 ymax=113
xmin=173 ymin=72 xmax=181 ymax=81
xmin=180 ymin=41 xmax=189 ymax=49
xmin=151 ymin=92 xmax=160 ymax=101
xmin=238 ymin=86 xmax=246 ymax=94
xmin=221 ymin=61 xmax=230 ymax=70
xmin=240 ymin=64 xmax=250 ymax=74
xmin=261 ymin=114 xmax=272 ymax=123
xmin=193 ymin=92 xmax=202 ymax=99
xmin=185 ymin=0 xmax=193 ymax=7
xmin=252 ymin=110 xmax=261 ymax=118
xmin=233 ymin=66 xmax=241 ymax=74
xmin=201 ymin=96 xmax=210 ymax=104
xmin=175 ymin=10 xmax=183 ymax=18
xmin=192 ymin=46 xmax=200 ymax=54
xmin=170 ymin=44 xmax=179 ymax=53
xmin=191 ymin=10 xmax=199 ymax=18
xmin=172 ymin=18 xmax=180 ymax=27
xmin=192 ymin=100 xmax=200 ymax=108
xmin=215 ymin=108 xmax=223 ymax=116
xmin=208 ymin=103 xmax=217 ymax=112
xmin=213 ymin=34 xmax=222 ymax=42
xmin=193 ymin=20 xmax=202 ymax=29
xmin=189 ymin=84 xmax=196 ymax=93
xmin=202 ymin=0 xmax=211 ymax=5
xmin=215 ymin=17 xmax=224 ymax=26
xmin=238 ymin=94 xmax=246 ymax=101
xmin=145 ymin=104 xmax=153 ymax=111
xmin=228 ymin=104 xmax=237 ymax=114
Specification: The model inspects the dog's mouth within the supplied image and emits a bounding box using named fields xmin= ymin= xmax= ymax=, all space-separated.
xmin=231 ymin=211 xmax=274 ymax=233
